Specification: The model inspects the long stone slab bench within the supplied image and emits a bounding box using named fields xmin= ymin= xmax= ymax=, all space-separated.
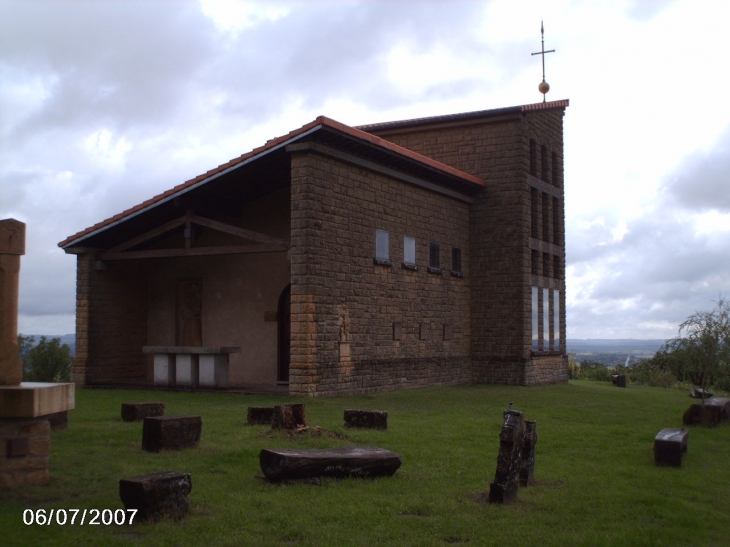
xmin=259 ymin=446 xmax=402 ymax=481
xmin=143 ymin=346 xmax=241 ymax=389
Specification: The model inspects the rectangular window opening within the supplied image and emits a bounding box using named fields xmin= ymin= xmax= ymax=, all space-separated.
xmin=531 ymin=187 xmax=538 ymax=239
xmin=542 ymin=289 xmax=550 ymax=351
xmin=553 ymin=289 xmax=561 ymax=351
xmin=451 ymin=247 xmax=462 ymax=273
xmin=403 ymin=236 xmax=416 ymax=265
xmin=552 ymin=196 xmax=560 ymax=245
xmin=429 ymin=242 xmax=440 ymax=271
xmin=375 ymin=230 xmax=390 ymax=261
xmin=543 ymin=252 xmax=550 ymax=278
xmin=531 ymin=287 xmax=539 ymax=351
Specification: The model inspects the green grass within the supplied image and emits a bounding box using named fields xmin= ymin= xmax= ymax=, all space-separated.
xmin=1 ymin=381 xmax=728 ymax=546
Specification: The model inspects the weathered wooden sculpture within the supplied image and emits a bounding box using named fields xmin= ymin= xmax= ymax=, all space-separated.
xmin=488 ymin=409 xmax=540 ymax=503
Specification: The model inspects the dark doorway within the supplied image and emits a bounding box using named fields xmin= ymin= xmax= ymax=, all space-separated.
xmin=277 ymin=284 xmax=291 ymax=383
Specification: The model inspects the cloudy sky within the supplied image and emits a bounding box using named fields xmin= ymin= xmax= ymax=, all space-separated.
xmin=1 ymin=0 xmax=729 ymax=340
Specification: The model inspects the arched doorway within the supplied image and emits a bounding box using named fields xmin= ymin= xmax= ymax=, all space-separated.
xmin=276 ymin=284 xmax=291 ymax=383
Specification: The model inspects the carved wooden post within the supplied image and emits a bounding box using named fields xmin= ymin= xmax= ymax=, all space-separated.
xmin=0 ymin=219 xmax=25 ymax=386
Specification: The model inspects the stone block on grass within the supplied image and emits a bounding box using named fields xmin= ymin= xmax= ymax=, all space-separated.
xmin=247 ymin=407 xmax=275 ymax=426
xmin=682 ymin=404 xmax=721 ymax=426
xmin=654 ymin=428 xmax=688 ymax=467
xmin=122 ymin=402 xmax=165 ymax=422
xmin=119 ymin=471 xmax=192 ymax=522
xmin=142 ymin=415 xmax=201 ymax=452
xmin=344 ymin=409 xmax=388 ymax=430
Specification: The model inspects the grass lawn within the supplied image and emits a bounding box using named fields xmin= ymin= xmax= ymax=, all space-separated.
xmin=1 ymin=380 xmax=728 ymax=546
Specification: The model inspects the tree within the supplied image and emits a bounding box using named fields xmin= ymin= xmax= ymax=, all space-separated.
xmin=21 ymin=336 xmax=73 ymax=383
xmin=663 ymin=296 xmax=730 ymax=396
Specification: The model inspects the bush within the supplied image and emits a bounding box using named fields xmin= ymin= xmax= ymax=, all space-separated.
xmin=21 ymin=335 xmax=73 ymax=383
xmin=576 ymin=360 xmax=612 ymax=382
xmin=627 ymin=359 xmax=677 ymax=388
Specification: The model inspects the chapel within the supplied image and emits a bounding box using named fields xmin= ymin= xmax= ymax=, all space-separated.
xmin=59 ymin=99 xmax=569 ymax=396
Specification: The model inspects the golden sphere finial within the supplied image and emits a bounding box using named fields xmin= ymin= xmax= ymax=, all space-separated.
xmin=538 ymin=80 xmax=550 ymax=95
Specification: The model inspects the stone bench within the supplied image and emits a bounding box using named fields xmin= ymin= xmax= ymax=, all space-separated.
xmin=344 ymin=409 xmax=388 ymax=430
xmin=683 ymin=403 xmax=721 ymax=426
xmin=122 ymin=402 xmax=165 ymax=422
xmin=706 ymin=397 xmax=730 ymax=420
xmin=654 ymin=428 xmax=688 ymax=467
xmin=142 ymin=415 xmax=202 ymax=452
xmin=143 ymin=346 xmax=241 ymax=389
xmin=611 ymin=374 xmax=627 ymax=388
xmin=259 ymin=446 xmax=402 ymax=481
xmin=119 ymin=471 xmax=192 ymax=522
xmin=247 ymin=407 xmax=275 ymax=425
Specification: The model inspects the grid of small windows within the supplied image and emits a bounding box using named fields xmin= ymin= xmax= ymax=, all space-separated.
xmin=373 ymin=230 xmax=463 ymax=276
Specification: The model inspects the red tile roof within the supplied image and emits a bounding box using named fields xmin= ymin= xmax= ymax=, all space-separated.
xmin=58 ymin=116 xmax=485 ymax=248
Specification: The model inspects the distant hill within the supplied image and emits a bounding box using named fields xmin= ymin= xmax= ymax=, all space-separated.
xmin=566 ymin=339 xmax=665 ymax=355
xmin=19 ymin=333 xmax=75 ymax=356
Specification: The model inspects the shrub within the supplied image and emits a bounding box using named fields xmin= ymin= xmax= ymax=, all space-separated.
xmin=21 ymin=335 xmax=73 ymax=383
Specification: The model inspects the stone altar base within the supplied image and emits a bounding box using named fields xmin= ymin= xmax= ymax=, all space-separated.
xmin=0 ymin=417 xmax=50 ymax=488
xmin=0 ymin=383 xmax=75 ymax=489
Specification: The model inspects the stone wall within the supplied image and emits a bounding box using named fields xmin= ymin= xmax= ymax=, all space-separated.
xmin=73 ymin=255 xmax=149 ymax=386
xmin=0 ymin=417 xmax=50 ymax=487
xmin=290 ymin=150 xmax=472 ymax=396
xmin=365 ymin=105 xmax=568 ymax=385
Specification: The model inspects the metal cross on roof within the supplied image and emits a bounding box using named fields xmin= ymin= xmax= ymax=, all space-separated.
xmin=531 ymin=21 xmax=555 ymax=102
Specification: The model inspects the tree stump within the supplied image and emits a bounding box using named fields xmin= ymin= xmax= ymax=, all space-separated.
xmin=272 ymin=404 xmax=307 ymax=430
xmin=344 ymin=409 xmax=388 ymax=430
xmin=489 ymin=410 xmax=525 ymax=503
xmin=654 ymin=428 xmax=688 ymax=467
xmin=259 ymin=446 xmax=402 ymax=481
xmin=119 ymin=471 xmax=192 ymax=521
xmin=122 ymin=402 xmax=165 ymax=422
xmin=247 ymin=407 xmax=275 ymax=426
xmin=142 ymin=415 xmax=202 ymax=452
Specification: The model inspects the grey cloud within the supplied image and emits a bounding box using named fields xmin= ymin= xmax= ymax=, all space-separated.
xmin=662 ymin=126 xmax=730 ymax=212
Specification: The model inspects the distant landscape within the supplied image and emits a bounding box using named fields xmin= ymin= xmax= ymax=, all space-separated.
xmin=19 ymin=335 xmax=667 ymax=367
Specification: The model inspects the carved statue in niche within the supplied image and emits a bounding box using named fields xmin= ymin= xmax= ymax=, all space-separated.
xmin=338 ymin=306 xmax=350 ymax=343
xmin=177 ymin=279 xmax=202 ymax=346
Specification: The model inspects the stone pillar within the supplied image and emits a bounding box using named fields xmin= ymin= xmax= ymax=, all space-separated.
xmin=0 ymin=219 xmax=75 ymax=489
xmin=0 ymin=219 xmax=25 ymax=386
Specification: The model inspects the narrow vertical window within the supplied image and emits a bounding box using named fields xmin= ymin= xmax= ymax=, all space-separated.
xmin=541 ymin=145 xmax=549 ymax=182
xmin=552 ymin=196 xmax=560 ymax=245
xmin=552 ymin=151 xmax=559 ymax=188
xmin=553 ymin=255 xmax=560 ymax=279
xmin=542 ymin=289 xmax=550 ymax=351
xmin=375 ymin=230 xmax=390 ymax=261
xmin=429 ymin=242 xmax=440 ymax=270
xmin=531 ymin=287 xmax=539 ymax=351
xmin=530 ymin=139 xmax=537 ymax=176
xmin=542 ymin=192 xmax=550 ymax=242
xmin=451 ymin=247 xmax=462 ymax=273
xmin=543 ymin=252 xmax=550 ymax=278
xmin=553 ymin=289 xmax=561 ymax=351
xmin=403 ymin=236 xmax=416 ymax=265
xmin=531 ymin=187 xmax=538 ymax=238
xmin=531 ymin=250 xmax=539 ymax=276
